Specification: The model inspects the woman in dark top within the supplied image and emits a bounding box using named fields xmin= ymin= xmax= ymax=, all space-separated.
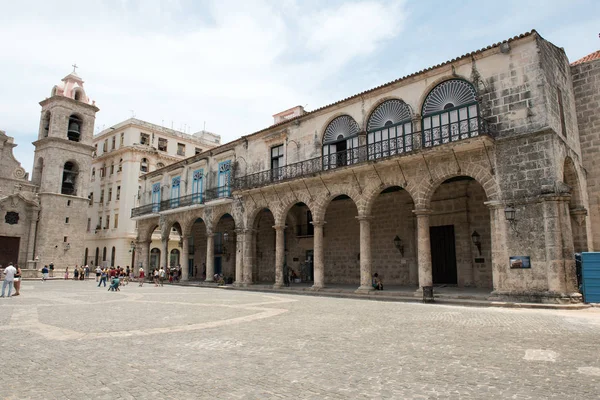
xmin=73 ymin=267 xmax=79 ymax=280
xmin=13 ymin=265 xmax=22 ymax=296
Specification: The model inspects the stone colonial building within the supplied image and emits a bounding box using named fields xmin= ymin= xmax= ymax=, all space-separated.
xmin=131 ymin=30 xmax=599 ymax=303
xmin=85 ymin=119 xmax=220 ymax=269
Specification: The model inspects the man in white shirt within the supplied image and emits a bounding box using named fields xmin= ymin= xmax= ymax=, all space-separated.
xmin=1 ymin=262 xmax=17 ymax=298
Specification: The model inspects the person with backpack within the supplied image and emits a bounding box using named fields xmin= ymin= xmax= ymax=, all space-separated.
xmin=41 ymin=265 xmax=49 ymax=282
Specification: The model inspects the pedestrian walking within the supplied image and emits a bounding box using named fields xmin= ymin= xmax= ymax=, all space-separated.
xmin=41 ymin=265 xmax=49 ymax=282
xmin=153 ymin=269 xmax=159 ymax=286
xmin=159 ymin=267 xmax=166 ymax=286
xmin=1 ymin=263 xmax=17 ymax=298
xmin=49 ymin=262 xmax=54 ymax=278
xmin=64 ymin=266 xmax=69 ymax=280
xmin=283 ymin=263 xmax=290 ymax=287
xmin=95 ymin=266 xmax=101 ymax=282
xmin=73 ymin=266 xmax=79 ymax=281
xmin=138 ymin=267 xmax=145 ymax=287
xmin=84 ymin=265 xmax=90 ymax=280
xmin=98 ymin=268 xmax=107 ymax=287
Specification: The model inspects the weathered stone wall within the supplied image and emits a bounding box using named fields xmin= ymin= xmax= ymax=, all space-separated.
xmin=35 ymin=194 xmax=90 ymax=269
xmin=573 ymin=58 xmax=600 ymax=250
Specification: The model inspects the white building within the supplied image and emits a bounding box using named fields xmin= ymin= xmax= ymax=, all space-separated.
xmin=84 ymin=118 xmax=220 ymax=268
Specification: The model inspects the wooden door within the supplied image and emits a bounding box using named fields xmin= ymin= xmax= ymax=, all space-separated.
xmin=430 ymin=225 xmax=457 ymax=285
xmin=0 ymin=236 xmax=20 ymax=267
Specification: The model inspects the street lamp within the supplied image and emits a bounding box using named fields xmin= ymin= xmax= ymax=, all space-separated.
xmin=471 ymin=231 xmax=481 ymax=256
xmin=504 ymin=205 xmax=518 ymax=234
xmin=393 ymin=235 xmax=404 ymax=256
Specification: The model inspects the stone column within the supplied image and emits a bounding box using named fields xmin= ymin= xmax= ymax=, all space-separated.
xmin=26 ymin=211 xmax=39 ymax=266
xmin=356 ymin=215 xmax=373 ymax=292
xmin=160 ymin=235 xmax=169 ymax=269
xmin=138 ymin=240 xmax=150 ymax=276
xmin=411 ymin=114 xmax=422 ymax=150
xmin=234 ymin=228 xmax=244 ymax=286
xmin=558 ymin=197 xmax=578 ymax=293
xmin=414 ymin=209 xmax=433 ymax=289
xmin=543 ymin=195 xmax=567 ymax=294
xmin=312 ymin=221 xmax=325 ymax=289
xmin=243 ymin=229 xmax=255 ymax=285
xmin=205 ymin=229 xmax=214 ymax=282
xmin=273 ymin=224 xmax=285 ymax=288
xmin=181 ymin=236 xmax=189 ymax=281
xmin=486 ymin=201 xmax=507 ymax=293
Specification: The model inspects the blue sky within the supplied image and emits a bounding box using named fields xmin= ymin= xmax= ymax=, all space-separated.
xmin=0 ymin=0 xmax=598 ymax=174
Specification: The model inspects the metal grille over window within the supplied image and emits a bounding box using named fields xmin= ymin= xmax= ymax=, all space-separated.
xmin=322 ymin=115 xmax=360 ymax=170
xmin=422 ymin=79 xmax=480 ymax=147
xmin=367 ymin=99 xmax=413 ymax=160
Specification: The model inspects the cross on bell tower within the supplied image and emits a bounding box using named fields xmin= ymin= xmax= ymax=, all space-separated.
xmin=72 ymin=63 xmax=78 ymax=73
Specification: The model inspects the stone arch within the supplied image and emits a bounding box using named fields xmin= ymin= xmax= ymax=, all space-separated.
xmin=313 ymin=189 xmax=363 ymax=222
xmin=73 ymin=88 xmax=83 ymax=101
xmin=416 ymin=161 xmax=499 ymax=209
xmin=61 ymin=160 xmax=79 ymax=196
xmin=211 ymin=205 xmax=239 ymax=230
xmin=162 ymin=219 xmax=183 ymax=239
xmin=363 ymin=181 xmax=417 ymax=216
xmin=67 ymin=113 xmax=83 ymax=142
xmin=182 ymin=215 xmax=207 ymax=237
xmin=42 ymin=111 xmax=51 ymax=138
xmin=273 ymin=190 xmax=317 ymax=226
xmin=138 ymin=223 xmax=160 ymax=242
xmin=417 ymin=75 xmax=475 ymax=116
xmin=563 ymin=156 xmax=583 ymax=207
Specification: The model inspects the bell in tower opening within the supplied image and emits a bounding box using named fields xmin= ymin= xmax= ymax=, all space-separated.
xmin=67 ymin=115 xmax=82 ymax=142
xmin=61 ymin=161 xmax=78 ymax=195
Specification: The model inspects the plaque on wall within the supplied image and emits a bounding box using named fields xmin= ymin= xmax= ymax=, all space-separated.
xmin=474 ymin=258 xmax=485 ymax=264
xmin=509 ymin=256 xmax=531 ymax=269
xmin=293 ymin=257 xmax=299 ymax=262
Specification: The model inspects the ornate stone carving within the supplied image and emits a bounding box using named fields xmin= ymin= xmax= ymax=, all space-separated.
xmin=5 ymin=211 xmax=19 ymax=225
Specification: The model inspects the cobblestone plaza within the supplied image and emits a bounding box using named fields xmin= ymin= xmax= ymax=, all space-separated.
xmin=1 ymin=281 xmax=600 ymax=399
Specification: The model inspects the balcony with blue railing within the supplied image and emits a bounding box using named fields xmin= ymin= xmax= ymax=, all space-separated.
xmin=233 ymin=116 xmax=493 ymax=192
xmin=130 ymin=186 xmax=231 ymax=218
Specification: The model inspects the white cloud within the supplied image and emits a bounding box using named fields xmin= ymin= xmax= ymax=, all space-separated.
xmin=0 ymin=0 xmax=408 ymax=174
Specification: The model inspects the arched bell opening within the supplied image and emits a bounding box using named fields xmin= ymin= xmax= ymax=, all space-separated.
xmin=67 ymin=114 xmax=82 ymax=142
xmin=61 ymin=161 xmax=79 ymax=196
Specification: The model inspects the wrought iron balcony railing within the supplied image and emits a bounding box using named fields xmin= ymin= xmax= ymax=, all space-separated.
xmin=233 ymin=116 xmax=491 ymax=192
xmin=131 ymin=186 xmax=232 ymax=218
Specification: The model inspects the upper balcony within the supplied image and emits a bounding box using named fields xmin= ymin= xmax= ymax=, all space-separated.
xmin=233 ymin=116 xmax=493 ymax=192
xmin=131 ymin=185 xmax=231 ymax=218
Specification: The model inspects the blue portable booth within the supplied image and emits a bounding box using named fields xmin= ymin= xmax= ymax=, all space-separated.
xmin=579 ymin=252 xmax=600 ymax=303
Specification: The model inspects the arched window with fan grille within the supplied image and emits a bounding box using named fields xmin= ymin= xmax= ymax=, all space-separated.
xmin=421 ymin=79 xmax=480 ymax=147
xmin=322 ymin=115 xmax=360 ymax=170
xmin=366 ymin=99 xmax=413 ymax=160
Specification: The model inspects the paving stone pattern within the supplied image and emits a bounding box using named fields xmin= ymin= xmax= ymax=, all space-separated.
xmin=1 ymin=281 xmax=600 ymax=399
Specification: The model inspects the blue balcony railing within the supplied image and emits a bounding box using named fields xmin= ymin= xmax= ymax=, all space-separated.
xmin=131 ymin=186 xmax=231 ymax=218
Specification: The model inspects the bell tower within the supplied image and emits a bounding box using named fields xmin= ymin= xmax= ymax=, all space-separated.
xmin=32 ymin=67 xmax=99 ymax=269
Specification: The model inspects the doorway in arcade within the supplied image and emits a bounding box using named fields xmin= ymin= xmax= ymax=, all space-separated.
xmin=428 ymin=176 xmax=492 ymax=289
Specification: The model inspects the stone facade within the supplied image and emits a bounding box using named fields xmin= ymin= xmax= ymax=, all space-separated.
xmin=131 ymin=31 xmax=597 ymax=303
xmin=0 ymin=71 xmax=98 ymax=273
xmin=2 ymin=31 xmax=598 ymax=304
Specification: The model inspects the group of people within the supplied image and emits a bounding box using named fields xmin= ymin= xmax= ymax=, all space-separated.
xmin=1 ymin=263 xmax=22 ymax=297
xmin=65 ymin=265 xmax=90 ymax=280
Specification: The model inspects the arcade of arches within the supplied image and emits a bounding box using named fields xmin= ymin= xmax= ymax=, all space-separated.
xmin=135 ymin=170 xmax=500 ymax=293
